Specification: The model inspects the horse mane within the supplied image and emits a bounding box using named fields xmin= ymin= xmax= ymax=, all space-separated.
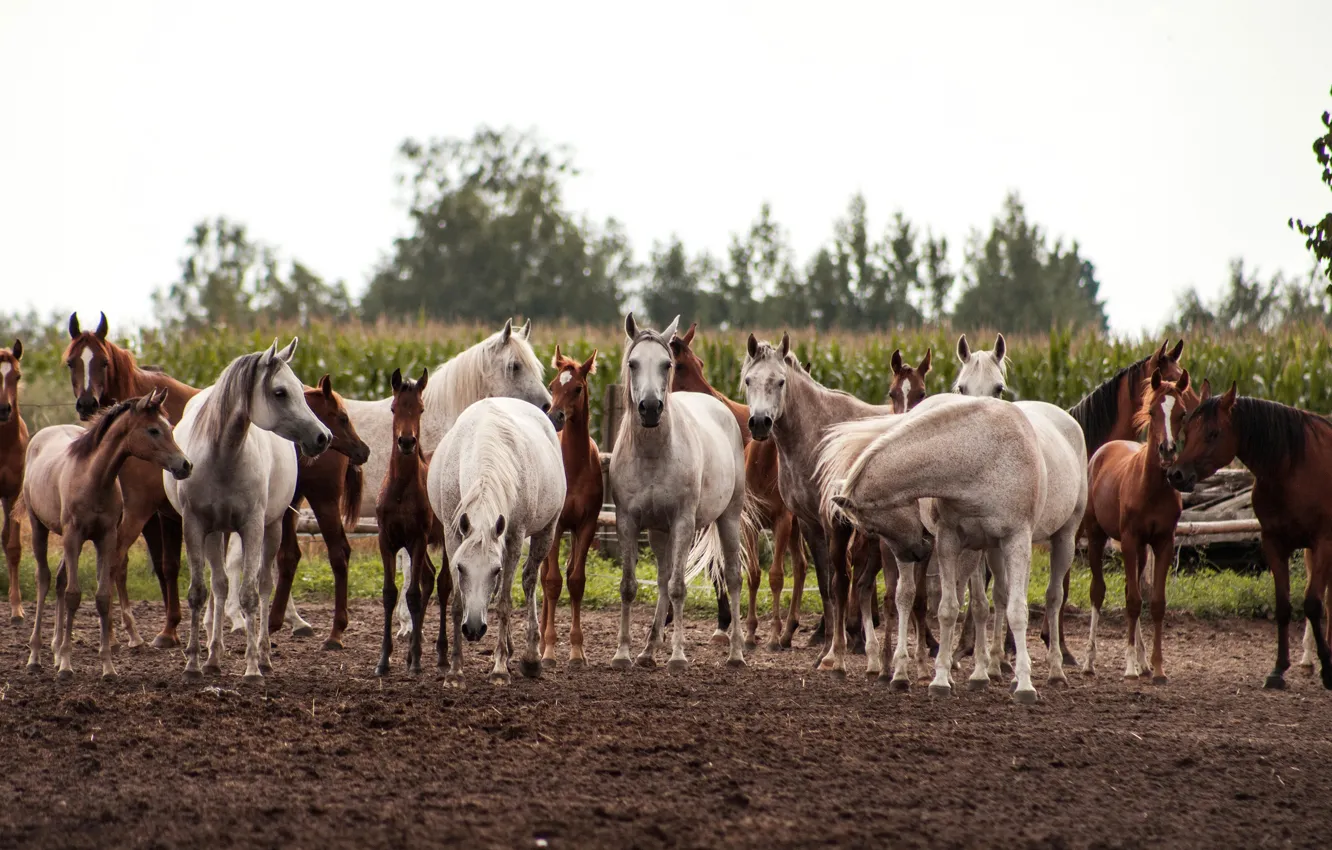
xmin=1067 ymin=355 xmax=1150 ymax=452
xmin=815 ymin=416 xmax=900 ymax=523
xmin=616 ymin=329 xmax=674 ymax=454
xmin=1195 ymin=395 xmax=1328 ymax=472
xmin=195 ymin=352 xmax=267 ymax=445
xmin=68 ymin=398 xmax=138 ymax=459
xmin=452 ymin=410 xmax=524 ymax=533
xmin=423 ymin=329 xmax=543 ymax=424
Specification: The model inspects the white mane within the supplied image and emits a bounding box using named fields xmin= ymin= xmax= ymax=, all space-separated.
xmin=424 ymin=328 xmax=544 ymax=423
xmin=815 ymin=415 xmax=900 ymax=524
xmin=452 ymin=409 xmax=525 ymax=533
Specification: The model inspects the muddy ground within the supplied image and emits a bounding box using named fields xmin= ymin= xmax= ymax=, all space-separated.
xmin=2 ymin=601 xmax=1330 ymax=849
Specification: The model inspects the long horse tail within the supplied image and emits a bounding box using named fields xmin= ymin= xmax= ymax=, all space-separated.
xmin=340 ymin=460 xmax=365 ymax=532
xmin=815 ymin=415 xmax=899 ymax=528
xmin=682 ymin=488 xmax=765 ymax=588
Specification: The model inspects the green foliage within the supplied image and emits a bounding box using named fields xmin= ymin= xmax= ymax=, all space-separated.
xmin=1171 ymin=259 xmax=1331 ymax=333
xmin=1290 ymin=85 xmax=1332 ymax=281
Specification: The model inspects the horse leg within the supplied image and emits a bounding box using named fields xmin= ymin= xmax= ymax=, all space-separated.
xmin=718 ymin=511 xmax=748 ymax=668
xmin=446 ymin=565 xmax=464 ymax=684
xmin=1299 ymin=551 xmax=1316 ymax=671
xmin=489 ymin=538 xmax=522 ymax=686
xmin=818 ymin=520 xmax=853 ymax=677
xmin=53 ymin=530 xmax=85 ymax=679
xmin=863 ymin=542 xmax=891 ymax=676
xmin=887 ymin=553 xmax=918 ymax=689
xmin=394 ymin=548 xmax=413 ymax=639
xmin=741 ymin=519 xmax=760 ymax=653
xmin=1045 ymin=526 xmax=1076 ymax=686
xmin=996 ymin=531 xmax=1037 ymax=703
xmin=638 ymin=530 xmax=671 ymax=668
xmin=987 ymin=553 xmax=1012 ymax=680
xmin=567 ymin=520 xmax=595 ymax=668
xmin=539 ymin=528 xmax=563 ymax=666
xmin=112 ymin=504 xmax=157 ymax=650
xmin=257 ymin=521 xmax=281 ymax=675
xmin=780 ymin=517 xmax=807 ymax=649
xmin=1135 ymin=548 xmax=1152 ymax=676
xmin=847 ymin=539 xmax=879 ymax=657
xmin=804 ymin=519 xmax=831 ymax=649
xmin=153 ymin=513 xmax=185 ymax=649
xmin=1146 ymin=535 xmax=1173 ymax=685
xmin=25 ymin=515 xmax=50 ymax=671
xmin=1084 ymin=528 xmax=1107 ymax=676
xmin=912 ymin=561 xmax=938 ymax=662
xmin=268 ymin=505 xmax=303 ymax=635
xmin=51 ymin=561 xmax=66 ymax=660
xmin=220 ymin=534 xmax=245 ymax=634
xmin=1120 ymin=533 xmax=1144 ymax=679
xmin=965 ymin=558 xmax=990 ymax=689
xmin=766 ymin=509 xmax=789 ymax=651
xmin=1303 ymin=542 xmax=1332 ymax=690
xmin=435 ymin=547 xmax=452 ymax=672
xmin=204 ymin=534 xmax=229 ymax=675
xmin=234 ymin=519 xmax=267 ymax=683
xmin=375 ymin=533 xmax=398 ymax=677
xmin=665 ymin=518 xmax=697 ymax=673
xmin=610 ymin=513 xmax=641 ymax=670
xmin=94 ymin=529 xmax=120 ymax=679
xmin=519 ymin=523 xmax=556 ymax=680
xmin=405 ymin=538 xmax=426 ymax=676
xmin=3 ymin=497 xmax=24 ymax=623
xmin=1259 ymin=535 xmax=1295 ymax=689
xmin=180 ymin=518 xmax=208 ymax=679
xmin=928 ymin=531 xmax=963 ymax=697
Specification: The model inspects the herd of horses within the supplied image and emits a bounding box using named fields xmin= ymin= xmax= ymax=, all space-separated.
xmin=2 ymin=311 xmax=1331 ymax=698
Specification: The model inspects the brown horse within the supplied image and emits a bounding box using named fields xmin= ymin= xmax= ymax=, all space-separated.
xmin=24 ymin=390 xmax=192 ymax=679
xmin=1 ymin=340 xmax=28 ymax=624
xmin=375 ymin=368 xmax=447 ymax=677
xmin=1082 ymin=369 xmax=1196 ymax=683
xmin=1167 ymin=383 xmax=1332 ymax=691
xmin=539 ymin=345 xmax=602 ymax=668
xmin=266 ymin=376 xmax=370 ymax=650
xmin=64 ymin=312 xmax=199 ymax=648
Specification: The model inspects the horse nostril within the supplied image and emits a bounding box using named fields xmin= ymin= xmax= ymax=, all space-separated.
xmin=541 ymin=402 xmax=551 ymax=413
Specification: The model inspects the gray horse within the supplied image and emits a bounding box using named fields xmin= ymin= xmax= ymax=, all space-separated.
xmin=610 ymin=314 xmax=748 ymax=672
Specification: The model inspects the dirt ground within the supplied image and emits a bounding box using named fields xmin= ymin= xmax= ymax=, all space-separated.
xmin=2 ymin=601 xmax=1330 ymax=850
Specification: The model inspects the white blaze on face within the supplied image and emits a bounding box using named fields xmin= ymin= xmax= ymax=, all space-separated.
xmin=81 ymin=347 xmax=94 ymax=392
xmin=1161 ymin=395 xmax=1176 ymax=445
xmin=559 ymin=370 xmax=573 ymax=386
xmin=0 ymin=361 xmax=11 ymax=379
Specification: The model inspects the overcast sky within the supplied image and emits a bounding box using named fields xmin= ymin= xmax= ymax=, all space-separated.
xmin=1 ymin=1 xmax=1328 ymax=334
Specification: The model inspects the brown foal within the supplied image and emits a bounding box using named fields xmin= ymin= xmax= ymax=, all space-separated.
xmin=267 ymin=376 xmax=370 ymax=650
xmin=24 ymin=390 xmax=192 ymax=679
xmin=375 ymin=368 xmax=447 ymax=677
xmin=1082 ymin=369 xmax=1196 ymax=683
xmin=64 ymin=312 xmax=199 ymax=648
xmin=1 ymin=340 xmax=28 ymax=624
xmin=539 ymin=346 xmax=602 ymax=668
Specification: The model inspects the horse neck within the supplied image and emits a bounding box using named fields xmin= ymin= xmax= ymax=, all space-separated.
xmin=419 ymin=354 xmax=479 ymax=447
xmin=0 ymin=400 xmax=21 ymax=448
xmin=385 ymin=446 xmax=426 ymax=500
xmin=82 ymin=422 xmax=138 ymax=494
xmin=561 ymin=405 xmax=594 ymax=467
xmin=774 ymin=369 xmax=883 ymax=470
xmin=129 ymin=368 xmax=199 ymax=425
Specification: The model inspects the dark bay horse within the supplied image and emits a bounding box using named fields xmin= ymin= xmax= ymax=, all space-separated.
xmin=64 ymin=313 xmax=199 ymax=648
xmin=1167 ymin=383 xmax=1332 ymax=691
xmin=540 ymin=346 xmax=602 ymax=668
xmin=1 ymin=340 xmax=29 ymax=623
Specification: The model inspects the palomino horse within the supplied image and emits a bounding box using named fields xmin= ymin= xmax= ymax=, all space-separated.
xmin=164 ymin=340 xmax=331 ymax=682
xmin=1083 ymin=369 xmax=1196 ymax=682
xmin=741 ymin=334 xmax=901 ymax=676
xmin=215 ymin=377 xmax=370 ymax=649
xmin=339 ymin=319 xmax=551 ymax=637
xmin=24 ymin=391 xmax=192 ymax=679
xmin=824 ymin=393 xmax=1086 ymax=700
xmin=612 ymin=314 xmax=749 ymax=671
xmin=1 ymin=340 xmax=28 ymax=624
xmin=539 ymin=345 xmax=602 ymax=669
xmin=376 ymin=368 xmax=447 ymax=677
xmin=64 ymin=312 xmax=200 ymax=648
xmin=1167 ymin=384 xmax=1332 ymax=691
xmin=428 ymin=397 xmax=565 ymax=684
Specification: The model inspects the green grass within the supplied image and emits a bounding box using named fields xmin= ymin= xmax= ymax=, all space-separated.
xmin=0 ymin=537 xmax=1310 ymax=622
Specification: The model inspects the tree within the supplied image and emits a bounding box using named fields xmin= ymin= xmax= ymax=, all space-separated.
xmin=361 ymin=127 xmax=633 ymax=324
xmin=921 ymin=232 xmax=955 ymax=323
xmin=640 ymin=237 xmax=720 ymax=328
xmin=1290 ymin=85 xmax=1332 ymax=281
xmin=255 ymin=255 xmax=353 ymax=325
xmin=878 ymin=211 xmax=924 ymax=327
xmin=1170 ymin=258 xmax=1329 ymax=331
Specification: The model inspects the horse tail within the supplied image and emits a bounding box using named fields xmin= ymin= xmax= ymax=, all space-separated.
xmin=815 ymin=415 xmax=898 ymax=528
xmin=682 ymin=488 xmax=766 ymax=588
xmin=340 ymin=460 xmax=364 ymax=532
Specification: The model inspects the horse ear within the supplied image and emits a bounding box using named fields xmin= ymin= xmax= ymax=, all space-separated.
xmin=581 ymin=349 xmax=598 ymax=376
xmin=275 ymin=338 xmax=298 ymax=363
xmin=746 ymin=333 xmax=758 ymax=358
xmin=550 ymin=344 xmax=562 ymax=370
xmin=890 ymin=349 xmax=904 ymax=375
xmin=458 ymin=513 xmax=470 ymax=536
xmin=1199 ymin=379 xmax=1212 ymax=402
xmin=259 ymin=339 xmax=278 ymax=366
xmin=1168 ymin=339 xmax=1184 ymax=361
xmin=956 ymin=334 xmax=970 ymax=363
xmin=1150 ymin=368 xmax=1163 ymax=391
xmin=779 ymin=333 xmax=790 ymax=357
xmin=391 ymin=368 xmax=403 ymax=393
xmin=319 ymin=374 xmax=334 ymax=398
xmin=518 ymin=319 xmax=531 ymax=339
xmin=662 ymin=315 xmax=680 ymax=341
xmin=69 ymin=313 xmax=81 ymax=339
xmin=1177 ymin=369 xmax=1190 ymax=393
xmin=495 ymin=515 xmax=506 ymax=537
xmin=11 ymin=339 xmax=21 ymax=361
xmin=1219 ymin=381 xmax=1238 ymax=413
xmin=625 ymin=313 xmax=638 ymax=340
xmin=1156 ymin=338 xmax=1169 ymax=359
xmin=682 ymin=322 xmax=696 ymax=346
xmin=418 ymin=366 xmax=429 ymax=389
xmin=95 ymin=312 xmax=109 ymax=341
xmin=918 ymin=347 xmax=932 ymax=376
xmin=501 ymin=319 xmax=514 ymax=343
xmin=992 ymin=333 xmax=1006 ymax=363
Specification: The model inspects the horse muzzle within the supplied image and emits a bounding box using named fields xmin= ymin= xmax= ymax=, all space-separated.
xmin=637 ymin=398 xmax=663 ymax=428
xmin=549 ymin=410 xmax=566 ymax=432
xmin=396 ymin=435 xmax=418 ymax=455
xmin=349 ymin=441 xmax=371 ymax=466
xmin=1166 ymin=466 xmax=1196 ymax=493
xmin=747 ymin=414 xmax=773 ymax=440
xmin=75 ymin=396 xmax=98 ymax=420
xmin=300 ymin=430 xmax=331 ymax=458
xmin=170 ymin=459 xmax=193 ymax=481
xmin=461 ymin=615 xmax=488 ymax=642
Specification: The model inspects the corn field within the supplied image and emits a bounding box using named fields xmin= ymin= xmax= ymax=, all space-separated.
xmin=13 ymin=320 xmax=1332 ymax=442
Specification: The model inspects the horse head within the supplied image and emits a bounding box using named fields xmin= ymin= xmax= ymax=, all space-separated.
xmin=1166 ymin=379 xmax=1237 ymax=493
xmin=622 ymin=313 xmax=679 ymax=429
xmin=548 ymin=344 xmax=597 ymax=434
xmin=0 ymin=339 xmax=22 ymax=425
xmin=953 ymin=333 xmax=1008 ymax=399
xmin=485 ymin=318 xmax=551 ymax=415
xmin=741 ymin=332 xmax=795 ymax=440
xmin=250 ymin=339 xmax=331 ymax=458
xmin=389 ymin=367 xmax=429 ymax=457
xmin=889 ymin=347 xmax=931 ymax=413
xmin=304 ymin=375 xmax=371 ymax=465
xmin=65 ymin=311 xmax=113 ymax=420
xmin=1134 ymin=368 xmax=1193 ymax=466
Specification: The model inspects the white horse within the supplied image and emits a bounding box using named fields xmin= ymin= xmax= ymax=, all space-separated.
xmin=164 ymin=340 xmax=332 ymax=682
xmin=610 ymin=313 xmax=749 ymax=672
xmin=427 ymin=397 xmax=565 ymax=684
xmin=953 ymin=333 xmax=1089 ymax=681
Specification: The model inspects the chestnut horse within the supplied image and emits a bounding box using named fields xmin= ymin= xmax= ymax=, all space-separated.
xmin=539 ymin=345 xmax=602 ymax=668
xmin=1 ymin=340 xmax=28 ymax=624
xmin=375 ymin=368 xmax=447 ymax=677
xmin=1082 ymin=369 xmax=1196 ymax=683
xmin=24 ymin=391 xmax=192 ymax=679
xmin=64 ymin=312 xmax=199 ymax=648
xmin=1167 ymin=384 xmax=1332 ymax=691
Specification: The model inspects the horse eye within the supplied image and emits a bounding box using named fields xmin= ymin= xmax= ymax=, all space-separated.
xmin=1208 ymin=429 xmax=1220 ymax=440
xmin=66 ymin=361 xmax=74 ymax=370
xmin=572 ymin=386 xmax=582 ymax=396
xmin=148 ymin=427 xmax=161 ymax=437
xmin=628 ymin=361 xmax=639 ymax=371
xmin=274 ymin=388 xmax=287 ymax=399
xmin=994 ymin=385 xmax=1005 ymax=397
xmin=339 ymin=414 xmax=349 ymax=425
xmin=777 ymin=379 xmax=785 ymax=388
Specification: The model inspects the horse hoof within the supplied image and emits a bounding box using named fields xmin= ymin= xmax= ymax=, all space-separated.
xmin=489 ymin=672 xmax=511 ymax=686
xmin=182 ymin=668 xmax=202 ymax=681
xmin=1047 ymin=676 xmax=1068 ymax=688
xmin=25 ymin=663 xmax=41 ymax=675
xmin=321 ymin=639 xmax=344 ymax=652
xmin=743 ymin=640 xmax=757 ymax=653
xmin=928 ymin=684 xmax=952 ymax=699
xmin=967 ymin=678 xmax=989 ymax=692
xmin=102 ymin=671 xmax=119 ymax=682
xmin=667 ymin=659 xmax=689 ymax=674
xmin=1151 ymin=675 xmax=1169 ymax=686
xmin=203 ymin=664 xmax=222 ymax=676
xmin=56 ymin=669 xmax=73 ymax=682
xmin=635 ymin=655 xmax=656 ymax=670
xmin=126 ymin=638 xmax=145 ymax=651
xmin=1012 ymin=688 xmax=1039 ymax=705
xmin=865 ymin=668 xmax=881 ymax=679
xmin=260 ymin=663 xmax=274 ymax=675
xmin=610 ymin=657 xmax=631 ymax=671
xmin=374 ymin=663 xmax=390 ymax=678
xmin=820 ymin=666 xmax=846 ymax=681
xmin=540 ymin=657 xmax=557 ymax=671
xmin=519 ymin=659 xmax=542 ymax=679
xmin=1062 ymin=651 xmax=1079 ymax=668
xmin=11 ymin=615 xmax=25 ymax=626
xmin=1000 ymin=659 xmax=1014 ymax=675
xmin=1081 ymin=666 xmax=1096 ymax=677
xmin=725 ymin=657 xmax=747 ymax=669
xmin=152 ymin=634 xmax=180 ymax=650
xmin=1263 ymin=674 xmax=1287 ymax=690
xmin=241 ymin=673 xmax=264 ymax=685
xmin=567 ymin=657 xmax=587 ymax=670
xmin=292 ymin=625 xmax=316 ymax=638
xmin=709 ymin=630 xmax=730 ymax=647
xmin=765 ymin=641 xmax=782 ymax=653
xmin=884 ymin=677 xmax=909 ymax=692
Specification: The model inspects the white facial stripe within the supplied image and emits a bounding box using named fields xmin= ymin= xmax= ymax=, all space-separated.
xmin=1161 ymin=395 xmax=1176 ymax=444
xmin=559 ymin=370 xmax=573 ymax=385
xmin=81 ymin=347 xmax=94 ymax=391
xmin=0 ymin=362 xmax=11 ymax=378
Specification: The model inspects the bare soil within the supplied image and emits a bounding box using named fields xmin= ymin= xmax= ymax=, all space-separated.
xmin=2 ymin=602 xmax=1330 ymax=849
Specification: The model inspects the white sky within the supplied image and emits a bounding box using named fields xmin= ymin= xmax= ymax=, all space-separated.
xmin=1 ymin=1 xmax=1329 ymax=333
